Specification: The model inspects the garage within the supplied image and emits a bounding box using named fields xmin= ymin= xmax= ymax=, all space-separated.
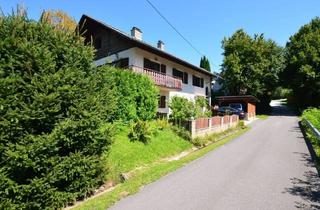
xmin=214 ymin=95 xmax=258 ymax=120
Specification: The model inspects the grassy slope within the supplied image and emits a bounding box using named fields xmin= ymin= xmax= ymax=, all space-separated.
xmin=73 ymin=126 xmax=249 ymax=210
xmin=105 ymin=125 xmax=193 ymax=182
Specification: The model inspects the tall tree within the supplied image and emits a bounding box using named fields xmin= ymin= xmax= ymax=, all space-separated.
xmin=282 ymin=17 xmax=320 ymax=108
xmin=40 ymin=10 xmax=77 ymax=31
xmin=200 ymin=56 xmax=211 ymax=71
xmin=221 ymin=29 xmax=284 ymax=110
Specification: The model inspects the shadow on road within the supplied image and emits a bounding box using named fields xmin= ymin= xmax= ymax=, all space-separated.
xmin=270 ymin=104 xmax=297 ymax=117
xmin=281 ymin=107 xmax=320 ymax=209
xmin=285 ymin=170 xmax=320 ymax=210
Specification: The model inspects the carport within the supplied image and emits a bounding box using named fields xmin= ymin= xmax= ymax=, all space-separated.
xmin=214 ymin=95 xmax=258 ymax=120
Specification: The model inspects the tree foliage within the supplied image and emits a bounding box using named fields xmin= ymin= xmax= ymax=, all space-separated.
xmin=98 ymin=66 xmax=159 ymax=122
xmin=40 ymin=9 xmax=77 ymax=32
xmin=200 ymin=56 xmax=211 ymax=71
xmin=0 ymin=12 xmax=115 ymax=209
xmin=221 ymin=29 xmax=285 ymax=110
xmin=282 ymin=17 xmax=320 ymax=107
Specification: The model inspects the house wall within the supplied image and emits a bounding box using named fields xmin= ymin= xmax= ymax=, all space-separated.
xmin=93 ymin=47 xmax=212 ymax=115
xmin=132 ymin=48 xmax=212 ymax=101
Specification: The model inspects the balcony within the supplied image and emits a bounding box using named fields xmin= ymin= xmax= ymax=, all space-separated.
xmin=129 ymin=65 xmax=182 ymax=90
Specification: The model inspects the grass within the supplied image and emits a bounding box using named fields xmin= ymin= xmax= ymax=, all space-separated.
xmin=72 ymin=126 xmax=249 ymax=210
xmin=105 ymin=123 xmax=193 ymax=182
xmin=256 ymin=114 xmax=269 ymax=120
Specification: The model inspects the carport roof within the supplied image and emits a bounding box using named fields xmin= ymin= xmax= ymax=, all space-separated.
xmin=215 ymin=95 xmax=259 ymax=103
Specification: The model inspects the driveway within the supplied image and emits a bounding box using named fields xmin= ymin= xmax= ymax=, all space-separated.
xmin=110 ymin=102 xmax=320 ymax=210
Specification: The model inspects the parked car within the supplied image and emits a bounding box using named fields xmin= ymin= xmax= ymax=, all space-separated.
xmin=217 ymin=106 xmax=245 ymax=119
xmin=229 ymin=103 xmax=243 ymax=111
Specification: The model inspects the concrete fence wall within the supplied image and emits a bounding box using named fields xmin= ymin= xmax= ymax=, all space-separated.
xmin=189 ymin=115 xmax=239 ymax=138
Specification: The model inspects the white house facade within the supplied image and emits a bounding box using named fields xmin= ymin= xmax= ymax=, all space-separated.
xmin=79 ymin=15 xmax=215 ymax=117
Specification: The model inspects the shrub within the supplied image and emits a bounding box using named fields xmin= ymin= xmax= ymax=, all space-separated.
xmin=191 ymin=136 xmax=207 ymax=147
xmin=195 ymin=96 xmax=212 ymax=118
xmin=302 ymin=108 xmax=320 ymax=130
xmin=128 ymin=120 xmax=152 ymax=144
xmin=169 ymin=96 xmax=212 ymax=122
xmin=0 ymin=12 xmax=114 ymax=209
xmin=169 ymin=96 xmax=194 ymax=122
xmin=171 ymin=125 xmax=191 ymax=141
xmin=98 ymin=66 xmax=159 ymax=122
xmin=155 ymin=118 xmax=170 ymax=130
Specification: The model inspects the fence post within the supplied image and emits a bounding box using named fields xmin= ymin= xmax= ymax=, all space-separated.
xmin=191 ymin=120 xmax=196 ymax=139
xmin=221 ymin=116 xmax=224 ymax=130
xmin=208 ymin=118 xmax=212 ymax=131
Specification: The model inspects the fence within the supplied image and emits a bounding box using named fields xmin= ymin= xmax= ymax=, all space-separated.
xmin=190 ymin=115 xmax=239 ymax=138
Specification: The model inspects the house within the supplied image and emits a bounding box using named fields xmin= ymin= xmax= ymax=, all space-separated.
xmin=78 ymin=15 xmax=216 ymax=117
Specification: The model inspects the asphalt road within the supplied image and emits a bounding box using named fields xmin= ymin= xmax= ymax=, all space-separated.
xmin=110 ymin=102 xmax=320 ymax=210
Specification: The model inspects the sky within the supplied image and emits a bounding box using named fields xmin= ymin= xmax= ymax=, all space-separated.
xmin=1 ymin=0 xmax=320 ymax=72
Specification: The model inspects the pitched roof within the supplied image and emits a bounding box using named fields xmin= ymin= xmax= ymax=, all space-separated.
xmin=79 ymin=14 xmax=216 ymax=78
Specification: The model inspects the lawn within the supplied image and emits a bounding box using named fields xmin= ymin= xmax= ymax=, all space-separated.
xmin=104 ymin=123 xmax=193 ymax=183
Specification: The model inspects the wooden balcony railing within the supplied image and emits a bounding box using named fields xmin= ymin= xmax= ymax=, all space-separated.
xmin=128 ymin=65 xmax=182 ymax=90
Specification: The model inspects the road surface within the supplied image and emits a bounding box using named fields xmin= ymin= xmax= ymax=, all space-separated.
xmin=110 ymin=102 xmax=320 ymax=210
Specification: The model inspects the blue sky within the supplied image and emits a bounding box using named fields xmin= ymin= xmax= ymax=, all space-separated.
xmin=1 ymin=0 xmax=320 ymax=72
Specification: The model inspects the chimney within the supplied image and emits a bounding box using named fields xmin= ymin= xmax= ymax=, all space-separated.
xmin=131 ymin=27 xmax=142 ymax=41
xmin=157 ymin=40 xmax=165 ymax=51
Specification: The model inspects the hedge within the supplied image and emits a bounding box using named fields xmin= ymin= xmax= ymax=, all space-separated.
xmin=0 ymin=13 xmax=114 ymax=209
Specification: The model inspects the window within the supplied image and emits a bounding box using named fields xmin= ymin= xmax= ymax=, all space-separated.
xmin=192 ymin=75 xmax=204 ymax=88
xmin=206 ymin=87 xmax=209 ymax=96
xmin=161 ymin=64 xmax=166 ymax=74
xmin=173 ymin=68 xmax=188 ymax=84
xmin=113 ymin=58 xmax=129 ymax=69
xmin=93 ymin=37 xmax=102 ymax=49
xmin=158 ymin=96 xmax=166 ymax=108
xmin=144 ymin=58 xmax=160 ymax=72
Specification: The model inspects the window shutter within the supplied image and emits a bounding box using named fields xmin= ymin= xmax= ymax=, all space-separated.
xmin=161 ymin=64 xmax=166 ymax=74
xmin=158 ymin=96 xmax=166 ymax=108
xmin=183 ymin=72 xmax=188 ymax=84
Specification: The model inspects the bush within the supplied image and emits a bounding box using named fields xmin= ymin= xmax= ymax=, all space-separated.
xmin=169 ymin=96 xmax=194 ymax=122
xmin=155 ymin=118 xmax=170 ymax=130
xmin=302 ymin=108 xmax=320 ymax=169
xmin=169 ymin=96 xmax=212 ymax=122
xmin=171 ymin=125 xmax=191 ymax=141
xmin=195 ymin=96 xmax=212 ymax=118
xmin=128 ymin=120 xmax=152 ymax=144
xmin=98 ymin=66 xmax=159 ymax=122
xmin=0 ymin=13 xmax=114 ymax=209
xmin=191 ymin=136 xmax=207 ymax=147
xmin=302 ymin=108 xmax=320 ymax=130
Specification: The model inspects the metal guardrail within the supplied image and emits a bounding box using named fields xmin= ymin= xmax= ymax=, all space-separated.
xmin=305 ymin=120 xmax=320 ymax=140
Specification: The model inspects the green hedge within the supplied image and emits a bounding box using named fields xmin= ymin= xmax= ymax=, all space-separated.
xmin=0 ymin=13 xmax=114 ymax=209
